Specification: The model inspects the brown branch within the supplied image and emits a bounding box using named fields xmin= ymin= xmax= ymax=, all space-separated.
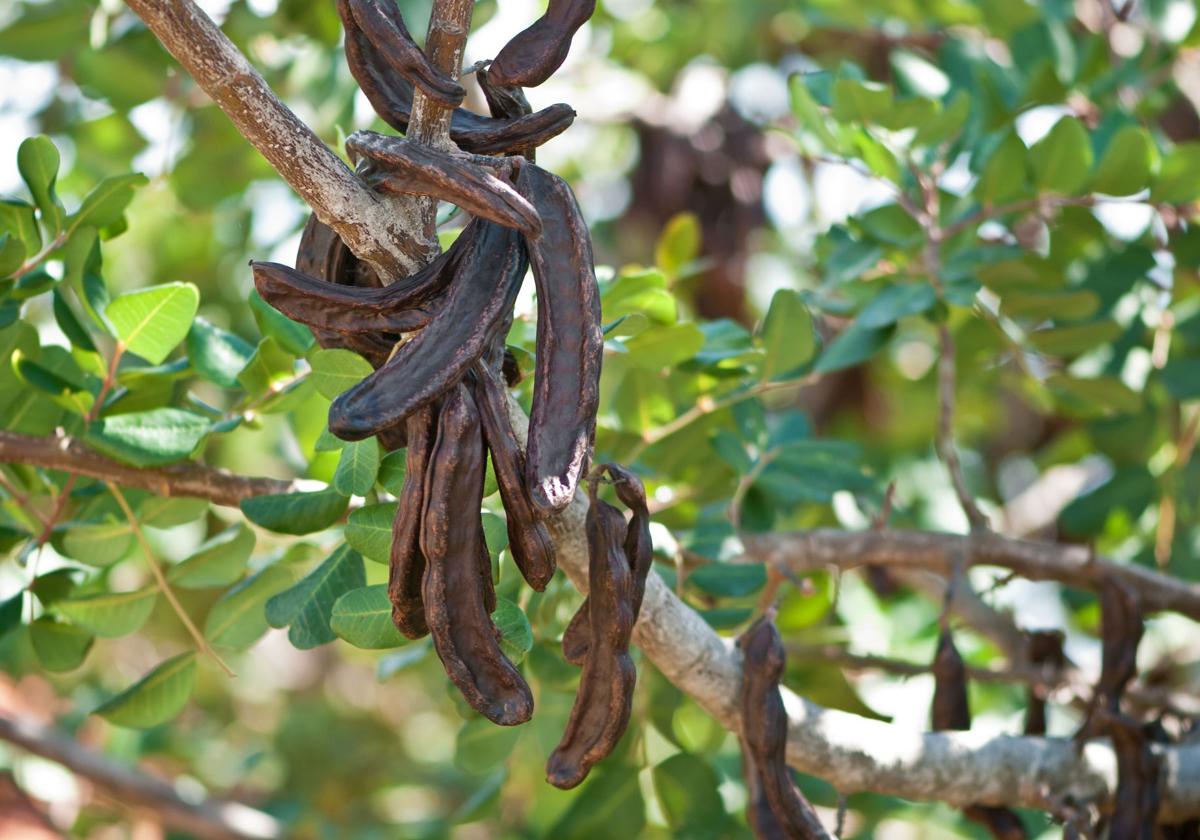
xmin=745 ymin=529 xmax=1200 ymax=620
xmin=0 ymin=431 xmax=296 ymax=508
xmin=122 ymin=0 xmax=427 ymax=278
xmin=0 ymin=713 xmax=279 ymax=840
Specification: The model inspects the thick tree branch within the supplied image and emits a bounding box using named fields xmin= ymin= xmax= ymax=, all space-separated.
xmin=123 ymin=0 xmax=426 ymax=277
xmin=0 ymin=431 xmax=295 ymax=507
xmin=746 ymin=529 xmax=1200 ymax=621
xmin=0 ymin=713 xmax=279 ymax=840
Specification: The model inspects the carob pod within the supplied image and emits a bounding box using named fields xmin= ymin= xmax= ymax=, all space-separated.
xmin=562 ymin=463 xmax=652 ymax=665
xmin=343 ymin=0 xmax=464 ymax=106
xmin=421 ymin=382 xmax=532 ymax=726
xmin=347 ymin=131 xmax=541 ymax=237
xmin=328 ymin=220 xmax=528 ymax=441
xmin=339 ymin=9 xmax=576 ymax=156
xmin=470 ymin=361 xmax=556 ymax=590
xmin=930 ymin=628 xmax=1028 ymax=839
xmin=1023 ymin=629 xmax=1065 ymax=736
xmin=251 ymin=219 xmax=473 ymax=334
xmin=1102 ymin=711 xmax=1160 ymax=840
xmin=546 ymin=493 xmax=637 ymax=789
xmin=516 ymin=163 xmax=603 ymax=513
xmin=388 ymin=403 xmax=438 ymax=638
xmin=488 ymin=0 xmax=597 ymax=88
xmin=737 ymin=617 xmax=830 ymax=839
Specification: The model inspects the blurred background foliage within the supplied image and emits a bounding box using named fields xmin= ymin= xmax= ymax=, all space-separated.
xmin=1 ymin=0 xmax=1200 ymax=836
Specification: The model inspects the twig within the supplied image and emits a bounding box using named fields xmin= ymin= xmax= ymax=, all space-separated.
xmin=0 ymin=713 xmax=278 ymax=840
xmin=935 ymin=324 xmax=990 ymax=530
xmin=0 ymin=431 xmax=296 ymax=507
xmin=106 ymin=482 xmax=234 ymax=677
xmin=745 ymin=528 xmax=1200 ymax=620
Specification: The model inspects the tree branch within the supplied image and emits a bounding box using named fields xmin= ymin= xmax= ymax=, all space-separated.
xmin=0 ymin=713 xmax=280 ymax=840
xmin=745 ymin=529 xmax=1200 ymax=620
xmin=0 ymin=431 xmax=295 ymax=508
xmin=123 ymin=0 xmax=427 ymax=277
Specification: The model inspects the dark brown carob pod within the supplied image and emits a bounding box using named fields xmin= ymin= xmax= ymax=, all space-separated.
xmin=388 ymin=403 xmax=438 ymax=639
xmin=328 ymin=221 xmax=528 ymax=441
xmin=421 ymin=383 xmax=533 ymax=726
xmin=516 ymin=164 xmax=603 ymax=513
xmin=562 ymin=463 xmax=652 ymax=665
xmin=1104 ymin=712 xmax=1161 ymax=839
xmin=546 ymin=494 xmax=636 ymax=789
xmin=339 ymin=2 xmax=574 ymax=156
xmin=488 ymin=0 xmax=597 ymax=88
xmin=737 ymin=617 xmax=830 ymax=839
xmin=930 ymin=628 xmax=1029 ymax=839
xmin=343 ymin=0 xmax=464 ymax=106
xmin=469 ymin=361 xmax=556 ymax=591
xmin=1023 ymin=629 xmax=1065 ymax=736
xmin=347 ymin=131 xmax=541 ymax=237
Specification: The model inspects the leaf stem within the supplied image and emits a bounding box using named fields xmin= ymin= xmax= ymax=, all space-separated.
xmin=106 ymin=481 xmax=235 ymax=678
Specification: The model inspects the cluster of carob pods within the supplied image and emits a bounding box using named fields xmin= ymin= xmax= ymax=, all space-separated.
xmin=249 ymin=0 xmax=830 ymax=825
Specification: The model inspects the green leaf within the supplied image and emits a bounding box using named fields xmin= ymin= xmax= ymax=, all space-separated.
xmin=138 ymin=497 xmax=209 ymax=528
xmin=655 ymin=213 xmax=701 ymax=277
xmin=60 ymin=520 xmax=133 ymax=566
xmin=0 ymin=592 xmax=23 ymax=639
xmin=333 ymin=438 xmax=380 ymax=497
xmin=29 ymin=618 xmax=93 ymax=672
xmin=377 ymin=450 xmax=407 ymax=495
xmin=0 ymin=233 xmax=26 ymax=278
xmin=1001 ymin=289 xmax=1100 ymax=321
xmin=1029 ymin=117 xmax=1093 ymax=195
xmin=52 ymin=290 xmax=96 ymax=352
xmin=310 ymin=348 xmax=374 ymax=400
xmin=265 ymin=544 xmax=365 ymax=649
xmin=235 ymin=336 xmax=295 ymax=396
xmin=345 ymin=503 xmax=397 ymax=563
xmin=624 ymin=323 xmax=706 ymax=370
xmin=93 ymin=653 xmax=196 ymax=729
xmin=0 ymin=199 xmax=41 ymax=254
xmin=758 ymin=289 xmax=815 ymax=380
xmin=69 ymin=173 xmax=149 ymax=232
xmin=330 ymin=584 xmax=404 ymax=648
xmin=1028 ymin=320 xmax=1121 ymax=356
xmin=1152 ymin=143 xmax=1200 ymax=203
xmin=56 ymin=588 xmax=156 ymax=638
xmin=17 ymin=136 xmax=64 ymax=233
xmin=85 ymin=408 xmax=209 ymax=467
xmin=1060 ymin=467 xmax=1155 ymax=537
xmin=1161 ymin=359 xmax=1200 ymax=400
xmin=249 ymin=289 xmax=314 ymax=355
xmin=978 ymin=133 xmax=1030 ymax=204
xmin=455 ymin=716 xmax=522 ymax=774
xmin=205 ymin=564 xmax=297 ymax=650
xmin=0 ymin=4 xmax=89 ymax=61
xmin=240 ymin=488 xmax=348 ymax=535
xmin=856 ymin=282 xmax=937 ymax=328
xmin=651 ymin=753 xmax=728 ymax=835
xmin=549 ymin=769 xmax=645 ymax=838
xmin=613 ymin=368 xmax=674 ymax=432
xmin=187 ymin=318 xmax=254 ymax=388
xmin=602 ymin=269 xmax=676 ymax=326
xmin=788 ymin=73 xmax=843 ymax=152
xmin=377 ymin=641 xmax=431 ymax=680
xmin=105 ymin=282 xmax=200 ymax=365
xmin=831 ymin=79 xmax=893 ymax=125
xmin=814 ymin=324 xmax=892 ymax=373
xmin=1047 ymin=374 xmax=1143 ymax=417
xmin=169 ymin=524 xmax=255 ymax=588
xmin=687 ymin=563 xmax=767 ymax=597
xmin=914 ymin=91 xmax=970 ymax=147
xmin=492 ymin=597 xmax=532 ymax=665
xmin=1091 ymin=125 xmax=1157 ymax=197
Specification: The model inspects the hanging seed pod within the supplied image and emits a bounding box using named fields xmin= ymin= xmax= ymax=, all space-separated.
xmin=343 ymin=0 xmax=464 ymax=106
xmin=546 ymin=493 xmax=636 ymax=789
xmin=470 ymin=361 xmax=556 ymax=590
xmin=328 ymin=220 xmax=528 ymax=441
xmin=515 ymin=164 xmax=602 ymax=513
xmin=421 ymin=383 xmax=533 ymax=726
xmin=388 ymin=403 xmax=438 ymax=639
xmin=562 ymin=463 xmax=652 ymax=665
xmin=737 ymin=617 xmax=830 ymax=839
xmin=488 ymin=0 xmax=597 ymax=88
